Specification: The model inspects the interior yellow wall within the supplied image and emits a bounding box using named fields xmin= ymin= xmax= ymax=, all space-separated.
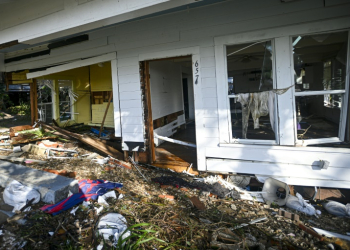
xmin=90 ymin=62 xmax=112 ymax=91
xmin=34 ymin=62 xmax=114 ymax=127
xmin=90 ymin=62 xmax=114 ymax=127
xmin=39 ymin=66 xmax=91 ymax=125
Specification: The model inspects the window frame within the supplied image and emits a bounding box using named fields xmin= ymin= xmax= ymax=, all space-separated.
xmin=225 ymin=39 xmax=279 ymax=145
xmin=214 ymin=20 xmax=350 ymax=147
xmin=291 ymin=31 xmax=350 ymax=146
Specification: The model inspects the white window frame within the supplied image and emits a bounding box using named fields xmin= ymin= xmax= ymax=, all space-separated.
xmin=292 ymin=31 xmax=350 ymax=146
xmin=225 ymin=39 xmax=279 ymax=145
xmin=215 ymin=18 xmax=350 ymax=147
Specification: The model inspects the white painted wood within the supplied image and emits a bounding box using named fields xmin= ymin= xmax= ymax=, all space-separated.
xmin=275 ymin=37 xmax=295 ymax=145
xmin=200 ymin=56 xmax=215 ymax=68
xmin=118 ymin=82 xmax=141 ymax=93
xmin=121 ymin=116 xmax=143 ymax=125
xmin=26 ymin=52 xmax=116 ymax=79
xmin=202 ymin=88 xmax=217 ymax=98
xmin=256 ymin=176 xmax=350 ymax=189
xmin=122 ymin=132 xmax=144 ymax=142
xmin=111 ymin=58 xmax=121 ymax=137
xmin=120 ymin=99 xmax=142 ymax=109
xmin=149 ymin=60 xmax=183 ymax=120
xmin=50 ymin=37 xmax=108 ymax=57
xmin=209 ymin=144 xmax=350 ymax=167
xmin=296 ymin=137 xmax=342 ymax=146
xmin=122 ymin=124 xmax=143 ymax=134
xmin=139 ymin=46 xmax=199 ymax=61
xmin=203 ymin=117 xmax=219 ymax=128
xmin=294 ymin=90 xmax=346 ymax=96
xmin=200 ymin=67 xmax=216 ymax=78
xmin=117 ymin=65 xmax=140 ymax=76
xmin=121 ymin=108 xmax=143 ymax=117
xmin=119 ymin=91 xmax=142 ymax=101
xmin=339 ymin=31 xmax=350 ymax=141
xmin=206 ymin=158 xmax=350 ymax=186
xmin=155 ymin=134 xmax=196 ymax=147
xmin=201 ymin=77 xmax=216 ymax=89
xmin=153 ymin=115 xmax=186 ymax=146
xmin=215 ymin=44 xmax=231 ymax=144
xmin=118 ymin=74 xmax=140 ymax=84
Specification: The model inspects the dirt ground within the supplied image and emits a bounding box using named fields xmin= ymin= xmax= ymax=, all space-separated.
xmin=0 ymin=127 xmax=350 ymax=250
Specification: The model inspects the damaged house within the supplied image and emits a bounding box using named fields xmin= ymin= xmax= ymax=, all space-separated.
xmin=0 ymin=0 xmax=350 ymax=188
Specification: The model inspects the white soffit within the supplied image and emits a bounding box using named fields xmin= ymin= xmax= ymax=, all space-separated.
xmin=26 ymin=52 xmax=116 ymax=79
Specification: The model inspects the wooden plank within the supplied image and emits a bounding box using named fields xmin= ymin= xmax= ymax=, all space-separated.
xmin=39 ymin=122 xmax=123 ymax=159
xmin=99 ymin=92 xmax=113 ymax=137
xmin=144 ymin=61 xmax=155 ymax=162
xmin=0 ymin=40 xmax=18 ymax=50
xmin=30 ymin=80 xmax=38 ymax=125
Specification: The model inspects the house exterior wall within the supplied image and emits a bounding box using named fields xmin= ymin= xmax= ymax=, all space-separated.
xmin=3 ymin=0 xmax=350 ymax=187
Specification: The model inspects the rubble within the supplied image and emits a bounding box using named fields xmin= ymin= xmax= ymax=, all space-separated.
xmin=0 ymin=124 xmax=349 ymax=249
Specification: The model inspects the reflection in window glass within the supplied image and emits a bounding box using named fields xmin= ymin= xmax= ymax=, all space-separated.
xmin=227 ymin=40 xmax=275 ymax=140
xmin=227 ymin=41 xmax=273 ymax=94
xmin=293 ymin=32 xmax=348 ymax=93
xmin=296 ymin=95 xmax=340 ymax=139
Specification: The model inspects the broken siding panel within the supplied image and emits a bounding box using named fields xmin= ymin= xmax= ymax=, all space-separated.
xmin=91 ymin=103 xmax=115 ymax=127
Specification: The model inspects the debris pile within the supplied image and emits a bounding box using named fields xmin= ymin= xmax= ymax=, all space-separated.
xmin=0 ymin=124 xmax=349 ymax=249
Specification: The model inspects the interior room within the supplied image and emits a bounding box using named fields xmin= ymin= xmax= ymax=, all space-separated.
xmin=148 ymin=56 xmax=197 ymax=170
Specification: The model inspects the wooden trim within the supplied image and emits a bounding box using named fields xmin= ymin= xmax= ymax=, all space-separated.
xmin=153 ymin=110 xmax=184 ymax=129
xmin=142 ymin=61 xmax=156 ymax=163
xmin=30 ymin=79 xmax=38 ymax=125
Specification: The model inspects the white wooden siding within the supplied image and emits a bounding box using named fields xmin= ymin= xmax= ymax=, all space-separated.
xmin=149 ymin=60 xmax=183 ymax=120
xmin=3 ymin=0 xmax=350 ymax=179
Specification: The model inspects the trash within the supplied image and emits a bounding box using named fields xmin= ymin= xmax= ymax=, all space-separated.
xmin=12 ymin=146 xmax=21 ymax=153
xmin=40 ymin=179 xmax=123 ymax=215
xmin=286 ymin=193 xmax=320 ymax=216
xmin=47 ymin=148 xmax=78 ymax=159
xmin=93 ymin=157 xmax=109 ymax=165
xmin=262 ymin=177 xmax=290 ymax=206
xmin=70 ymin=206 xmax=79 ymax=215
xmin=189 ymin=196 xmax=206 ymax=210
xmin=312 ymin=227 xmax=350 ymax=242
xmin=0 ymin=230 xmax=3 ymax=235
xmin=98 ymin=191 xmax=117 ymax=206
xmin=95 ymin=206 xmax=104 ymax=215
xmin=96 ymin=213 xmax=130 ymax=246
xmin=323 ymin=201 xmax=350 ymax=217
xmin=48 ymin=232 xmax=54 ymax=236
xmin=278 ymin=208 xmax=300 ymax=222
xmin=230 ymin=217 xmax=268 ymax=230
xmin=3 ymin=180 xmax=40 ymax=212
xmin=22 ymin=144 xmax=47 ymax=156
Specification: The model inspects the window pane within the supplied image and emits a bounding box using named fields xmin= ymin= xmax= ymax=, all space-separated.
xmin=230 ymin=93 xmax=276 ymax=140
xmin=227 ymin=40 xmax=273 ymax=94
xmin=296 ymin=95 xmax=340 ymax=139
xmin=293 ymin=32 xmax=348 ymax=93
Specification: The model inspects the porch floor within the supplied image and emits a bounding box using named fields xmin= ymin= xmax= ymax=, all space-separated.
xmin=153 ymin=121 xmax=198 ymax=174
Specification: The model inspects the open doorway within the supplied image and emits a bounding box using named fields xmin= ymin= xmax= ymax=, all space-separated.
xmin=142 ymin=56 xmax=197 ymax=171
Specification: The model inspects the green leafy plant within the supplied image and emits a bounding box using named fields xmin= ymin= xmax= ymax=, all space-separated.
xmin=100 ymin=223 xmax=167 ymax=250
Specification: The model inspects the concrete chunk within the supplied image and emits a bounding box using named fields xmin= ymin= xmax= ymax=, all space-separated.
xmin=0 ymin=160 xmax=78 ymax=204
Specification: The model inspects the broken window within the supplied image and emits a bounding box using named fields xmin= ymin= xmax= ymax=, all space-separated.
xmin=292 ymin=31 xmax=348 ymax=144
xmin=37 ymin=80 xmax=54 ymax=124
xmin=226 ymin=40 xmax=277 ymax=142
xmin=58 ymin=80 xmax=74 ymax=121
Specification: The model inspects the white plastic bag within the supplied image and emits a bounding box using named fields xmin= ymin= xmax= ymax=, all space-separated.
xmin=324 ymin=201 xmax=350 ymax=217
xmin=286 ymin=193 xmax=319 ymax=216
xmin=96 ymin=213 xmax=130 ymax=246
xmin=3 ymin=180 xmax=40 ymax=212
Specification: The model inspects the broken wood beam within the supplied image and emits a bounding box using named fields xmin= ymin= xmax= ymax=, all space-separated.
xmin=39 ymin=122 xmax=123 ymax=159
xmin=99 ymin=91 xmax=113 ymax=137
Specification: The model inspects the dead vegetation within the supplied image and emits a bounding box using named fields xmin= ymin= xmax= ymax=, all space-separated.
xmin=0 ymin=128 xmax=350 ymax=250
